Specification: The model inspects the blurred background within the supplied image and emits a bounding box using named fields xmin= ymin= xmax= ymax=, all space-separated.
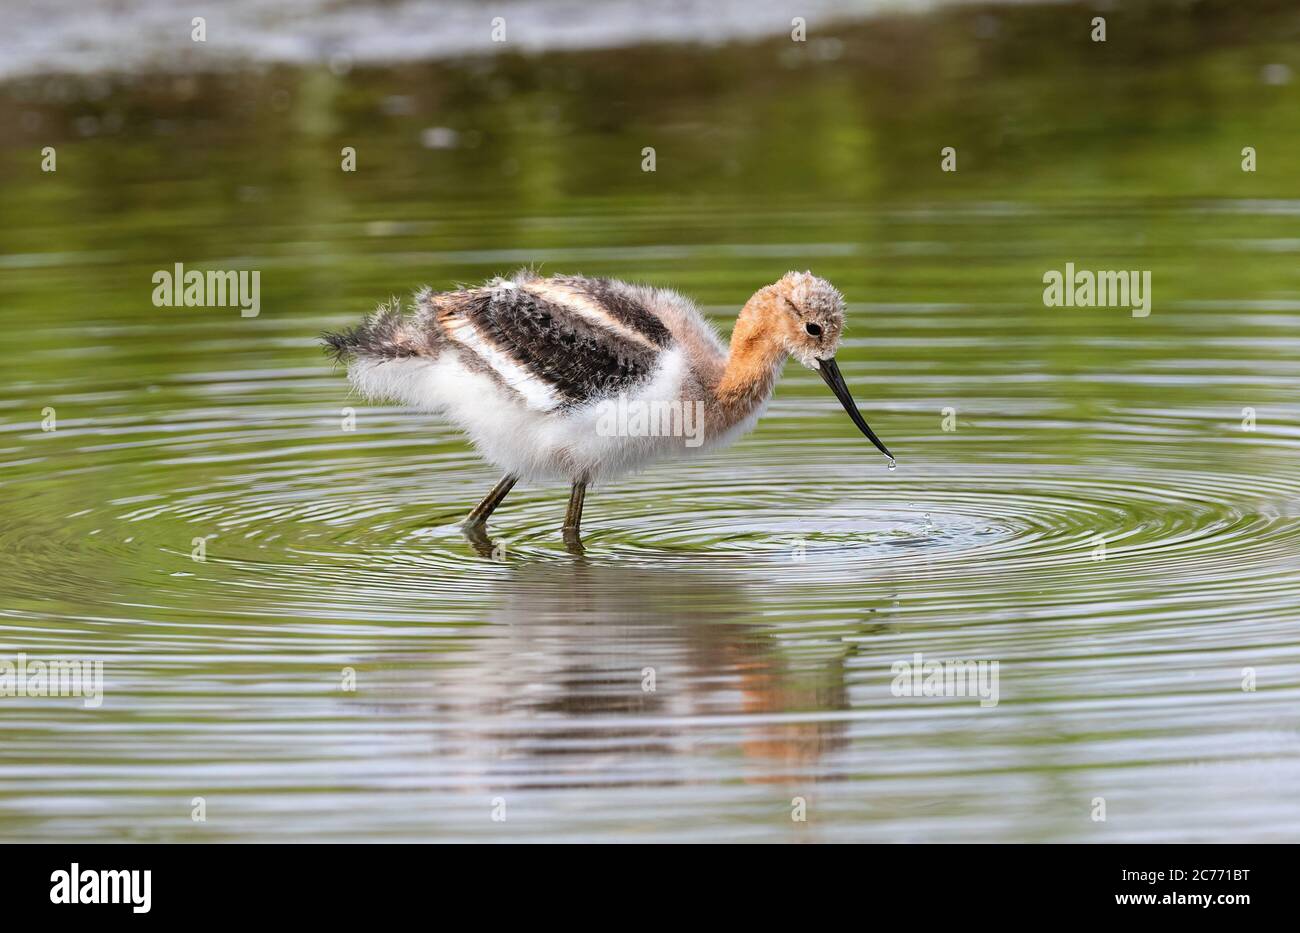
xmin=2 ymin=0 xmax=1299 ymax=842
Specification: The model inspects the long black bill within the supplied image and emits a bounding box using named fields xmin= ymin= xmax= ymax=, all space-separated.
xmin=816 ymin=357 xmax=895 ymax=461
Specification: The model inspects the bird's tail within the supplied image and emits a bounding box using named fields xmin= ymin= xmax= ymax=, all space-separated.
xmin=320 ymin=296 xmax=419 ymax=365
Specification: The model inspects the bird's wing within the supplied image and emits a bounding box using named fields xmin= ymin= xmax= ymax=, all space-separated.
xmin=431 ymin=277 xmax=671 ymax=411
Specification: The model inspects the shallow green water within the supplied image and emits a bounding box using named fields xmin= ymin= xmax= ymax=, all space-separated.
xmin=2 ymin=3 xmax=1300 ymax=841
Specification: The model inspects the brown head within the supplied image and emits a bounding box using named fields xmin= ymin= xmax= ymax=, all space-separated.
xmin=765 ymin=270 xmax=848 ymax=369
xmin=729 ymin=271 xmax=894 ymax=462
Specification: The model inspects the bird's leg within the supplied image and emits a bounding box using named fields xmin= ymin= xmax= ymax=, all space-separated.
xmin=562 ymin=477 xmax=589 ymax=552
xmin=463 ymin=474 xmax=518 ymax=529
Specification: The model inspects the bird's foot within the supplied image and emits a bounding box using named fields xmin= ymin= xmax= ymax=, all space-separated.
xmin=461 ymin=520 xmax=497 ymax=557
xmin=561 ymin=525 xmax=585 ymax=556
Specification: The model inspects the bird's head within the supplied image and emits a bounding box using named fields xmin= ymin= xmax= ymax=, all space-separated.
xmin=764 ymin=270 xmax=894 ymax=464
xmin=769 ymin=270 xmax=847 ymax=369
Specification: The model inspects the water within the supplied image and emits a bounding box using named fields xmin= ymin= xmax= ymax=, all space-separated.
xmin=2 ymin=2 xmax=1300 ymax=842
xmin=0 ymin=0 xmax=907 ymax=80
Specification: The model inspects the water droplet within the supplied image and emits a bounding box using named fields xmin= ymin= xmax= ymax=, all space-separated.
xmin=886 ymin=457 xmax=897 ymax=472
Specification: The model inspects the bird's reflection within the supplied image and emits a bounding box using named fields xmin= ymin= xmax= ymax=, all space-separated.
xmin=364 ymin=557 xmax=899 ymax=784
xmin=361 ymin=548 xmax=915 ymax=790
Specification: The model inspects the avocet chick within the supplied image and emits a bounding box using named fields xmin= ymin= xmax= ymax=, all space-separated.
xmin=322 ymin=270 xmax=893 ymax=547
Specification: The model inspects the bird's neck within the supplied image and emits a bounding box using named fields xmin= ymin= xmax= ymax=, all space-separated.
xmin=714 ymin=293 xmax=786 ymax=425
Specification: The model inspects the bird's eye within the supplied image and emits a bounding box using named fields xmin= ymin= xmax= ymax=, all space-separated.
xmin=805 ymin=322 xmax=822 ymax=337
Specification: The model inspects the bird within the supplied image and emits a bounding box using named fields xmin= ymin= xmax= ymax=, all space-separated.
xmin=322 ymin=269 xmax=894 ymax=548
